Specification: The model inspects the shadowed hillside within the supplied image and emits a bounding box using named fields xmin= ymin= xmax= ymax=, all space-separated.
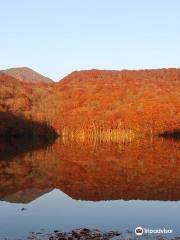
xmin=0 ymin=111 xmax=57 ymax=138
xmin=0 ymin=72 xmax=57 ymax=136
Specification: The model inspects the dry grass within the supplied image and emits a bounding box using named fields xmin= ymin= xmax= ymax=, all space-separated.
xmin=61 ymin=127 xmax=136 ymax=144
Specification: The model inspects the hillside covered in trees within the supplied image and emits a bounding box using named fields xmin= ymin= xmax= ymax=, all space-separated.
xmin=0 ymin=68 xmax=179 ymax=139
xmin=0 ymin=72 xmax=56 ymax=137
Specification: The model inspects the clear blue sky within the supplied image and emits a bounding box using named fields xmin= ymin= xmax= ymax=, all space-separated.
xmin=0 ymin=0 xmax=180 ymax=80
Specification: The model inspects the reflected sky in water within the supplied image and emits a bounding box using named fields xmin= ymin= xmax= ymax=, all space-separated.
xmin=0 ymin=189 xmax=180 ymax=238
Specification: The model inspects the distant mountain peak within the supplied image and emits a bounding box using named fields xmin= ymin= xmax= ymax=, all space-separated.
xmin=1 ymin=67 xmax=53 ymax=83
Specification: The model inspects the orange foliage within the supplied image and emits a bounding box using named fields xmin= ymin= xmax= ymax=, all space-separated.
xmin=54 ymin=69 xmax=180 ymax=136
xmin=0 ymin=68 xmax=180 ymax=137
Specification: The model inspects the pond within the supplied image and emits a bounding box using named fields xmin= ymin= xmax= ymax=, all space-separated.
xmin=0 ymin=137 xmax=179 ymax=239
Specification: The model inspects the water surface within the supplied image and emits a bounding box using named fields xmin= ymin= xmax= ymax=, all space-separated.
xmin=0 ymin=138 xmax=179 ymax=238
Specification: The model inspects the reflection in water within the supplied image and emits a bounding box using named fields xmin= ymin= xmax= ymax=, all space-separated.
xmin=0 ymin=136 xmax=56 ymax=161
xmin=0 ymin=138 xmax=179 ymax=202
xmin=0 ymin=137 xmax=180 ymax=238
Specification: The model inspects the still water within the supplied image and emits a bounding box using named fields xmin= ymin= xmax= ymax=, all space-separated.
xmin=0 ymin=137 xmax=179 ymax=238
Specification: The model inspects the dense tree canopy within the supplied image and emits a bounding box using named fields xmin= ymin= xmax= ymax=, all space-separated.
xmin=0 ymin=68 xmax=180 ymax=138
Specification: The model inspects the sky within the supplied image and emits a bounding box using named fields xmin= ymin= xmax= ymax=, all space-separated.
xmin=0 ymin=0 xmax=180 ymax=81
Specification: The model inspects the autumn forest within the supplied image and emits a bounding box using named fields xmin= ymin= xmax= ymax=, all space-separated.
xmin=0 ymin=67 xmax=180 ymax=141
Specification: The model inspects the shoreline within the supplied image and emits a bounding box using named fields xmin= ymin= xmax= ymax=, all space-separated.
xmin=25 ymin=228 xmax=179 ymax=240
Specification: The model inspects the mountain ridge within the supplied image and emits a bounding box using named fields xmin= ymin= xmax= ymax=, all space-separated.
xmin=1 ymin=67 xmax=53 ymax=83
